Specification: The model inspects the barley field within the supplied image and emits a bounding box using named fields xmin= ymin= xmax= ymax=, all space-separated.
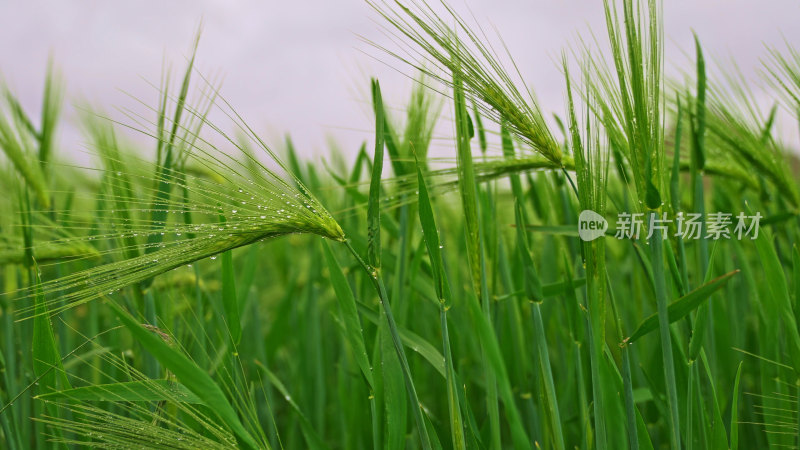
xmin=2 ymin=0 xmax=800 ymax=449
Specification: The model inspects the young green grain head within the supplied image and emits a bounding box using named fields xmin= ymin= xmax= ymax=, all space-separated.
xmin=4 ymin=75 xmax=345 ymax=318
xmin=367 ymin=0 xmax=562 ymax=164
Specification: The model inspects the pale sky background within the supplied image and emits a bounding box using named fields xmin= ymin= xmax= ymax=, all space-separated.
xmin=1 ymin=0 xmax=798 ymax=166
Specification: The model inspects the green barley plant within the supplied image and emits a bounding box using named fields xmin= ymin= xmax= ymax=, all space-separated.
xmin=366 ymin=0 xmax=562 ymax=164
xmin=2 ymin=0 xmax=800 ymax=449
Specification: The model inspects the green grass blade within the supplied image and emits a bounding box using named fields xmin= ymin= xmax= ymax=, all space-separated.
xmin=514 ymin=201 xmax=563 ymax=449
xmin=626 ymin=269 xmax=739 ymax=343
xmin=692 ymin=34 xmax=707 ymax=171
xmin=670 ymin=97 xmax=683 ymax=212
xmin=416 ymin=159 xmax=465 ymax=449
xmin=322 ymin=240 xmax=374 ymax=389
xmin=415 ymin=163 xmax=443 ymax=300
xmin=664 ymin=239 xmax=686 ymax=296
xmin=607 ymin=271 xmax=640 ymax=450
xmin=38 ymin=59 xmax=62 ymax=166
xmin=379 ymin=310 xmax=407 ymax=450
xmin=730 ymin=362 xmax=743 ymax=450
xmin=367 ymin=79 xmax=386 ymax=269
xmin=699 ymin=351 xmax=728 ymax=449
xmin=32 ymin=265 xmax=71 ymax=393
xmin=465 ymin=291 xmax=531 ymax=450
xmin=531 ymin=302 xmax=565 ymax=450
xmin=688 ymin=241 xmax=719 ymax=360
xmin=651 ymin=225 xmax=684 ymax=449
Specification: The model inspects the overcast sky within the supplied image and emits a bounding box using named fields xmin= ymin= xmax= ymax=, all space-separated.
xmin=1 ymin=0 xmax=798 ymax=165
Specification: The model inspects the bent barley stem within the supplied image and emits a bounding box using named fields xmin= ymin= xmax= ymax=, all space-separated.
xmin=342 ymin=239 xmax=432 ymax=450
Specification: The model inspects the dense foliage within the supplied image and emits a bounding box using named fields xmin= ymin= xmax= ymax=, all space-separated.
xmin=2 ymin=0 xmax=800 ymax=448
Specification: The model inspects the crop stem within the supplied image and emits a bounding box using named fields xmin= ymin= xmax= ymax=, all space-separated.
xmin=343 ymin=238 xmax=432 ymax=450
